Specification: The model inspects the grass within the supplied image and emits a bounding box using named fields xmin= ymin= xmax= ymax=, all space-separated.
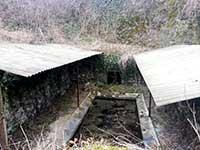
xmin=94 ymin=83 xmax=142 ymax=96
xmin=83 ymin=144 xmax=127 ymax=150
xmin=109 ymin=84 xmax=140 ymax=93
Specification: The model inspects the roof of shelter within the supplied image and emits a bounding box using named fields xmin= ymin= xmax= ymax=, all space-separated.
xmin=134 ymin=45 xmax=200 ymax=106
xmin=0 ymin=44 xmax=102 ymax=77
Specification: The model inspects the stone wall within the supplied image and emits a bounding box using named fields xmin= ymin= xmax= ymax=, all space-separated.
xmin=95 ymin=54 xmax=138 ymax=84
xmin=0 ymin=56 xmax=99 ymax=133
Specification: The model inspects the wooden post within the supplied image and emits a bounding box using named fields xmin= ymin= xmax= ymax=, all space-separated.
xmin=135 ymin=65 xmax=140 ymax=85
xmin=76 ymin=66 xmax=80 ymax=108
xmin=149 ymin=91 xmax=152 ymax=117
xmin=136 ymin=66 xmax=138 ymax=85
xmin=0 ymin=86 xmax=8 ymax=149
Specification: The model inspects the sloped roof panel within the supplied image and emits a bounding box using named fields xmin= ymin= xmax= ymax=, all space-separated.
xmin=0 ymin=44 xmax=102 ymax=77
xmin=134 ymin=45 xmax=200 ymax=106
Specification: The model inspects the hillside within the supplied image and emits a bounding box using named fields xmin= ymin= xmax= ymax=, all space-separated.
xmin=0 ymin=0 xmax=199 ymax=48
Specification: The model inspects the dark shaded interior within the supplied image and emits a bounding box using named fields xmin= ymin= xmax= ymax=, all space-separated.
xmin=107 ymin=71 xmax=122 ymax=84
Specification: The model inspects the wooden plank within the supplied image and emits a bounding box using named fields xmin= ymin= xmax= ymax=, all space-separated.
xmin=0 ymin=86 xmax=8 ymax=149
xmin=134 ymin=45 xmax=200 ymax=106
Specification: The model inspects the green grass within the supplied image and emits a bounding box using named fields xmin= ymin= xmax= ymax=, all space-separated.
xmin=109 ymin=84 xmax=137 ymax=93
xmin=84 ymin=144 xmax=127 ymax=150
xmin=94 ymin=83 xmax=141 ymax=95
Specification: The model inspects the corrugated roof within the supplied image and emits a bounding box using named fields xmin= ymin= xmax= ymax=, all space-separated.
xmin=134 ymin=45 xmax=200 ymax=106
xmin=0 ymin=44 xmax=102 ymax=77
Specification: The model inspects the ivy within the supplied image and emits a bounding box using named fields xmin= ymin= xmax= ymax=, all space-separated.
xmin=103 ymin=54 xmax=120 ymax=71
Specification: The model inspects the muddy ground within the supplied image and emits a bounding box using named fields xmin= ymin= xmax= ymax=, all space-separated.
xmin=75 ymin=98 xmax=143 ymax=146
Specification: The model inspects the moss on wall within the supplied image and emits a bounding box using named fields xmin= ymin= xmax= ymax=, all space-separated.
xmin=0 ymin=56 xmax=99 ymax=133
xmin=96 ymin=54 xmax=137 ymax=84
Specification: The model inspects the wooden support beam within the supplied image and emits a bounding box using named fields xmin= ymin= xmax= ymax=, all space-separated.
xmin=136 ymin=70 xmax=138 ymax=85
xmin=0 ymin=86 xmax=8 ymax=149
xmin=149 ymin=91 xmax=152 ymax=117
xmin=135 ymin=65 xmax=140 ymax=85
xmin=76 ymin=66 xmax=80 ymax=108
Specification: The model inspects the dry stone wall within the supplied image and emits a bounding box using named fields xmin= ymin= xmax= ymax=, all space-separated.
xmin=0 ymin=56 xmax=98 ymax=133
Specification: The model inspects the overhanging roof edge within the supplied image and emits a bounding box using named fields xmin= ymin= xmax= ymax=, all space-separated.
xmin=0 ymin=44 xmax=102 ymax=78
xmin=134 ymin=55 xmax=158 ymax=105
xmin=134 ymin=45 xmax=200 ymax=107
xmin=21 ymin=52 xmax=102 ymax=77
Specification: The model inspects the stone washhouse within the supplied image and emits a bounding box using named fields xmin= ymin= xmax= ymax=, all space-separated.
xmin=0 ymin=44 xmax=102 ymax=148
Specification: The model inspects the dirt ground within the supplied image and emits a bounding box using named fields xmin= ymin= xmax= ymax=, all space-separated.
xmin=10 ymin=84 xmax=90 ymax=149
xmin=74 ymin=98 xmax=143 ymax=146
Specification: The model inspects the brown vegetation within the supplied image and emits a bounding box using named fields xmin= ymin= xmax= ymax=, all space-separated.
xmin=0 ymin=0 xmax=199 ymax=47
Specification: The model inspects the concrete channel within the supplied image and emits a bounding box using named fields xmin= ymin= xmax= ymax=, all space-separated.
xmin=51 ymin=92 xmax=160 ymax=149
